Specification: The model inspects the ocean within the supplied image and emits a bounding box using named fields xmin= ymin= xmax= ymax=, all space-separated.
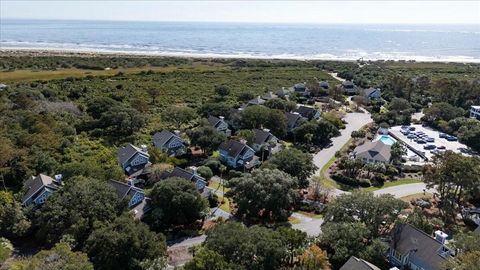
xmin=1 ymin=19 xmax=479 ymax=62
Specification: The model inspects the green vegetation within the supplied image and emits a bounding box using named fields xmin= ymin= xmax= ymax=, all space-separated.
xmin=362 ymin=178 xmax=421 ymax=192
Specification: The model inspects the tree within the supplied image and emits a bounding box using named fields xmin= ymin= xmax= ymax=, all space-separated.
xmin=198 ymin=102 xmax=231 ymax=118
xmin=444 ymin=251 xmax=480 ymax=270
xmin=183 ymin=248 xmax=232 ymax=270
xmin=236 ymin=129 xmax=255 ymax=145
xmin=264 ymin=98 xmax=296 ymax=112
xmin=450 ymin=231 xmax=480 ymax=253
xmin=214 ymin=85 xmax=230 ymax=98
xmin=162 ymin=106 xmax=197 ymax=129
xmin=277 ymin=227 xmax=307 ymax=266
xmin=0 ymin=238 xmax=13 ymax=265
xmin=197 ymin=166 xmax=213 ymax=180
xmin=267 ymin=148 xmax=317 ymax=188
xmin=204 ymin=222 xmax=288 ymax=270
xmin=404 ymin=207 xmax=444 ymax=234
xmin=188 ymin=125 xmax=226 ymax=155
xmin=293 ymin=120 xmax=339 ymax=147
xmin=390 ymin=142 xmax=407 ymax=164
xmin=228 ymin=169 xmax=299 ymax=223
xmin=149 ymin=177 xmax=208 ymax=229
xmin=9 ymin=243 xmax=93 ymax=270
xmin=324 ymin=191 xmax=407 ymax=236
xmin=319 ymin=222 xmax=371 ymax=265
xmin=388 ymin=98 xmax=412 ymax=112
xmin=96 ymin=106 xmax=146 ymax=137
xmin=338 ymin=157 xmax=365 ymax=178
xmin=423 ymin=152 xmax=480 ymax=223
xmin=0 ymin=191 xmax=30 ymax=237
xmin=36 ymin=176 xmax=122 ymax=248
xmin=458 ymin=122 xmax=480 ymax=152
xmin=298 ymin=245 xmax=331 ymax=270
xmin=147 ymin=88 xmax=161 ymax=104
xmin=423 ymin=102 xmax=465 ymax=123
xmin=84 ymin=214 xmax=167 ymax=270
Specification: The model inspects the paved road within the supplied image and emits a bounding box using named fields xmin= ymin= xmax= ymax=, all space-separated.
xmin=312 ymin=110 xmax=373 ymax=185
xmin=168 ymin=235 xmax=206 ymax=248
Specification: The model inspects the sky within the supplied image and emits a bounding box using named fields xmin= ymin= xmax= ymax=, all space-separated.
xmin=1 ymin=1 xmax=480 ymax=24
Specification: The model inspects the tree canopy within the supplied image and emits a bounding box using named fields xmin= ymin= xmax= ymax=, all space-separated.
xmin=228 ymin=169 xmax=300 ymax=223
xmin=266 ymin=148 xmax=317 ymax=188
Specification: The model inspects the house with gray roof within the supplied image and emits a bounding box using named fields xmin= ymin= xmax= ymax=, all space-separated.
xmin=319 ymin=81 xmax=329 ymax=90
xmin=363 ymin=87 xmax=382 ymax=100
xmin=389 ymin=224 xmax=452 ymax=270
xmin=22 ymin=174 xmax=62 ymax=206
xmin=276 ymin=87 xmax=293 ymax=98
xmin=353 ymin=140 xmax=392 ymax=164
xmin=250 ymin=129 xmax=281 ymax=159
xmin=247 ymin=96 xmax=266 ymax=106
xmin=293 ymin=105 xmax=321 ymax=120
xmin=208 ymin=116 xmax=231 ymax=136
xmin=158 ymin=167 xmax=207 ymax=192
xmin=219 ymin=140 xmax=258 ymax=169
xmin=285 ymin=112 xmax=306 ymax=133
xmin=117 ymin=144 xmax=150 ymax=176
xmin=153 ymin=130 xmax=186 ymax=156
xmin=340 ymin=256 xmax=380 ymax=270
xmin=261 ymin=91 xmax=278 ymax=100
xmin=108 ymin=179 xmax=146 ymax=209
xmin=341 ymin=80 xmax=359 ymax=95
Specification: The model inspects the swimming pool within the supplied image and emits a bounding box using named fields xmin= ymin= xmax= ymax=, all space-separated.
xmin=378 ymin=135 xmax=396 ymax=146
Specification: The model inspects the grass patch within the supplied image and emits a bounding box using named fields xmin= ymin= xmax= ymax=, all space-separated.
xmin=288 ymin=216 xmax=301 ymax=224
xmin=216 ymin=195 xmax=231 ymax=213
xmin=362 ymin=178 xmax=422 ymax=192
xmin=400 ymin=192 xmax=433 ymax=202
xmin=208 ymin=181 xmax=231 ymax=193
xmin=316 ymin=138 xmax=354 ymax=190
xmin=297 ymin=211 xmax=323 ymax=219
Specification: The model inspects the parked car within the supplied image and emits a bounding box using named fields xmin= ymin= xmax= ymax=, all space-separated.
xmin=401 ymin=125 xmax=409 ymax=130
xmin=424 ymin=144 xmax=436 ymax=150
xmin=439 ymin=133 xmax=447 ymax=138
xmin=446 ymin=136 xmax=458 ymax=141
xmin=417 ymin=139 xmax=426 ymax=144
xmin=409 ymin=127 xmax=416 ymax=131
xmin=426 ymin=137 xmax=435 ymax=142
xmin=437 ymin=145 xmax=446 ymax=150
xmin=407 ymin=134 xmax=416 ymax=139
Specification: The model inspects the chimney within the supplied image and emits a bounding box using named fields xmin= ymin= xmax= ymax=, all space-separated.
xmin=54 ymin=174 xmax=63 ymax=185
xmin=189 ymin=166 xmax=198 ymax=175
xmin=434 ymin=230 xmax=448 ymax=245
xmin=239 ymin=139 xmax=247 ymax=145
xmin=174 ymin=130 xmax=181 ymax=137
xmin=140 ymin=144 xmax=148 ymax=153
xmin=263 ymin=128 xmax=270 ymax=133
xmin=219 ymin=116 xmax=225 ymax=121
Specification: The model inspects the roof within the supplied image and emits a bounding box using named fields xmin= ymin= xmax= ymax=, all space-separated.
xmin=117 ymin=144 xmax=149 ymax=165
xmin=342 ymin=80 xmax=355 ymax=87
xmin=166 ymin=167 xmax=195 ymax=181
xmin=319 ymin=81 xmax=329 ymax=88
xmin=131 ymin=197 xmax=152 ymax=220
xmin=364 ymin=87 xmax=381 ymax=97
xmin=471 ymin=105 xmax=480 ymax=109
xmin=248 ymin=96 xmax=266 ymax=105
xmin=22 ymin=174 xmax=59 ymax=203
xmin=293 ymin=105 xmax=318 ymax=119
xmin=391 ymin=223 xmax=449 ymax=270
xmin=262 ymin=92 xmax=278 ymax=100
xmin=208 ymin=116 xmax=222 ymax=128
xmin=285 ymin=112 xmax=302 ymax=128
xmin=354 ymin=140 xmax=391 ymax=162
xmin=219 ymin=140 xmax=251 ymax=157
xmin=253 ymin=129 xmax=276 ymax=145
xmin=153 ymin=130 xmax=181 ymax=148
xmin=276 ymin=88 xmax=292 ymax=96
xmin=108 ymin=179 xmax=143 ymax=199
xmin=294 ymin=83 xmax=306 ymax=91
xmin=340 ymin=256 xmax=381 ymax=270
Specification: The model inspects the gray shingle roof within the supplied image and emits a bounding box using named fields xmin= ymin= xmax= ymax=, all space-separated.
xmin=354 ymin=140 xmax=391 ymax=163
xmin=22 ymin=174 xmax=59 ymax=204
xmin=293 ymin=105 xmax=318 ymax=120
xmin=117 ymin=144 xmax=148 ymax=165
xmin=285 ymin=112 xmax=302 ymax=129
xmin=108 ymin=179 xmax=133 ymax=199
xmin=364 ymin=87 xmax=381 ymax=97
xmin=153 ymin=130 xmax=181 ymax=148
xmin=219 ymin=140 xmax=251 ymax=157
xmin=248 ymin=96 xmax=266 ymax=105
xmin=208 ymin=116 xmax=222 ymax=128
xmin=391 ymin=223 xmax=449 ymax=270
xmin=253 ymin=129 xmax=275 ymax=145
xmin=342 ymin=80 xmax=355 ymax=87
xmin=340 ymin=256 xmax=381 ymax=270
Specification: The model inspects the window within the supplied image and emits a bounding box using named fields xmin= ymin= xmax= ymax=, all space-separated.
xmin=393 ymin=250 xmax=403 ymax=261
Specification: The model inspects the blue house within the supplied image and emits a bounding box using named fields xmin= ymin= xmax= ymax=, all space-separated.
xmin=117 ymin=144 xmax=150 ymax=176
xmin=158 ymin=167 xmax=207 ymax=192
xmin=363 ymin=87 xmax=382 ymax=100
xmin=153 ymin=130 xmax=187 ymax=156
xmin=389 ymin=224 xmax=451 ymax=270
xmin=219 ymin=140 xmax=257 ymax=169
xmin=208 ymin=116 xmax=231 ymax=136
xmin=108 ymin=179 xmax=146 ymax=209
xmin=22 ymin=174 xmax=62 ymax=207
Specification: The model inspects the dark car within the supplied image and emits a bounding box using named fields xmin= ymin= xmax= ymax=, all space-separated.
xmin=424 ymin=144 xmax=436 ymax=150
xmin=437 ymin=146 xmax=446 ymax=150
xmin=446 ymin=136 xmax=458 ymax=141
xmin=409 ymin=127 xmax=416 ymax=131
xmin=417 ymin=139 xmax=426 ymax=144
xmin=439 ymin=133 xmax=447 ymax=138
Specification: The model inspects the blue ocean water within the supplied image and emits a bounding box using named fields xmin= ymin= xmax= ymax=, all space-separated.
xmin=1 ymin=19 xmax=479 ymax=62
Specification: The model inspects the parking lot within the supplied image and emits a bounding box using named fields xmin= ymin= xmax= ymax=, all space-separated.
xmin=390 ymin=124 xmax=473 ymax=161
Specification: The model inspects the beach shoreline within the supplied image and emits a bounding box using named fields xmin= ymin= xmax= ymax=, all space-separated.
xmin=1 ymin=47 xmax=479 ymax=64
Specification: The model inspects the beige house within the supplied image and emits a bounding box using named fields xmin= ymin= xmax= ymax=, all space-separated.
xmin=353 ymin=140 xmax=391 ymax=164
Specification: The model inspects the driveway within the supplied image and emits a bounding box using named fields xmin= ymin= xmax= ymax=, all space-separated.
xmin=373 ymin=183 xmax=430 ymax=198
xmin=291 ymin=212 xmax=324 ymax=237
xmin=313 ymin=110 xmax=373 ymax=177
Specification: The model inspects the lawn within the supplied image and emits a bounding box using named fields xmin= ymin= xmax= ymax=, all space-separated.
xmin=216 ymin=195 xmax=231 ymax=213
xmin=317 ymin=138 xmax=354 ymax=190
xmin=362 ymin=178 xmax=422 ymax=192
xmin=208 ymin=181 xmax=231 ymax=193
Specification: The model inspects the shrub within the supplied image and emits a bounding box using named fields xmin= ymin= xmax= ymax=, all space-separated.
xmin=331 ymin=173 xmax=371 ymax=187
xmin=197 ymin=166 xmax=213 ymax=180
